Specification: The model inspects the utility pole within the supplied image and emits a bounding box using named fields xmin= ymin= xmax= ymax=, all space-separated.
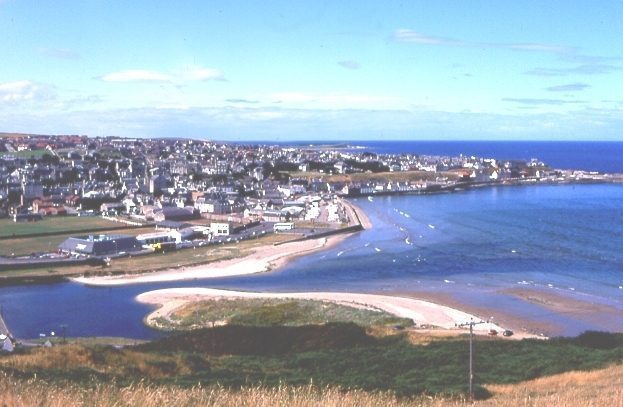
xmin=60 ymin=324 xmax=68 ymax=344
xmin=457 ymin=318 xmax=486 ymax=399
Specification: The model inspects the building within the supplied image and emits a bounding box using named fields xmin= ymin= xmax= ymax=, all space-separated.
xmin=210 ymin=222 xmax=230 ymax=236
xmin=153 ymin=206 xmax=199 ymax=222
xmin=274 ymin=222 xmax=295 ymax=232
xmin=136 ymin=230 xmax=182 ymax=246
xmin=58 ymin=234 xmax=141 ymax=256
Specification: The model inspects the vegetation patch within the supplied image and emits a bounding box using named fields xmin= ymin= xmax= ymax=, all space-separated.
xmin=0 ymin=216 xmax=123 ymax=238
xmin=2 ymin=327 xmax=622 ymax=400
xmin=156 ymin=298 xmax=413 ymax=330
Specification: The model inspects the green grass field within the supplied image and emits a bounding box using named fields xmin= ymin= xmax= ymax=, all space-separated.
xmin=0 ymin=227 xmax=147 ymax=256
xmin=153 ymin=298 xmax=413 ymax=330
xmin=0 ymin=216 xmax=123 ymax=238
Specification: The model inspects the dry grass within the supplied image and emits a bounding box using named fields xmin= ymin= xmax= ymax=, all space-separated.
xmin=0 ymin=376 xmax=422 ymax=407
xmin=1 ymin=364 xmax=621 ymax=407
xmin=479 ymin=363 xmax=623 ymax=407
xmin=1 ymin=343 xmax=622 ymax=407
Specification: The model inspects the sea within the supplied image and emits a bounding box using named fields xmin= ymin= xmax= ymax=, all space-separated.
xmin=1 ymin=141 xmax=622 ymax=339
xmin=283 ymin=140 xmax=623 ymax=174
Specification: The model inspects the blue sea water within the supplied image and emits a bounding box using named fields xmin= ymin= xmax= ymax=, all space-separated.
xmin=284 ymin=140 xmax=623 ymax=174
xmin=1 ymin=142 xmax=622 ymax=339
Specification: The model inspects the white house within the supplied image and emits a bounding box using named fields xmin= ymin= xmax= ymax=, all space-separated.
xmin=210 ymin=222 xmax=230 ymax=236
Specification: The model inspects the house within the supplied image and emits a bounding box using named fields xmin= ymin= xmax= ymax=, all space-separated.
xmin=210 ymin=222 xmax=230 ymax=236
xmin=153 ymin=206 xmax=199 ymax=222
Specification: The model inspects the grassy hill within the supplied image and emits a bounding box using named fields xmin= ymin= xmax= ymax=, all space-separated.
xmin=1 ymin=325 xmax=622 ymax=406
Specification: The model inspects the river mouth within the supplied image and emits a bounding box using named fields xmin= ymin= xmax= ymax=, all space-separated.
xmin=1 ymin=184 xmax=622 ymax=340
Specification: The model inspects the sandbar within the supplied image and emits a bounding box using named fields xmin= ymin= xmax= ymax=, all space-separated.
xmin=135 ymin=287 xmax=529 ymax=336
xmin=501 ymin=287 xmax=623 ymax=334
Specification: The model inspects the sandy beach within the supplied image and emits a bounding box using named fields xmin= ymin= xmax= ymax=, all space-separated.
xmin=73 ymin=235 xmax=348 ymax=286
xmin=74 ymin=198 xmax=367 ymax=287
xmin=134 ymin=287 xmax=533 ymax=337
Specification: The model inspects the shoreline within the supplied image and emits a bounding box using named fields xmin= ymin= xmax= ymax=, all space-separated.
xmin=386 ymin=290 xmax=556 ymax=338
xmin=136 ymin=287 xmax=538 ymax=339
xmin=72 ymin=234 xmax=349 ymax=286
xmin=74 ymin=197 xmax=369 ymax=287
xmin=500 ymin=287 xmax=623 ymax=334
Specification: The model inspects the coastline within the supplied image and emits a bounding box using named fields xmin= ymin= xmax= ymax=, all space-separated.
xmin=387 ymin=290 xmax=556 ymax=338
xmin=74 ymin=197 xmax=369 ymax=287
xmin=72 ymin=234 xmax=348 ymax=286
xmin=136 ymin=287 xmax=540 ymax=338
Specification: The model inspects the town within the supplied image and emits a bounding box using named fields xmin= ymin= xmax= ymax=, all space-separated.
xmin=0 ymin=133 xmax=617 ymax=272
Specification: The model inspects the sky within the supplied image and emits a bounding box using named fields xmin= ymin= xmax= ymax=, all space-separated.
xmin=1 ymin=0 xmax=622 ymax=141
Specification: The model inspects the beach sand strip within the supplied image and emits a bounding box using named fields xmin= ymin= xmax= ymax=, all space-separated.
xmin=136 ymin=287 xmax=519 ymax=336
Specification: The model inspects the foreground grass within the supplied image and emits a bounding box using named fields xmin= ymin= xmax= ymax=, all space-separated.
xmin=155 ymin=298 xmax=413 ymax=330
xmin=0 ymin=375 xmax=416 ymax=407
xmin=1 ymin=326 xmax=622 ymax=400
xmin=1 ymin=359 xmax=621 ymax=406
xmin=481 ymin=363 xmax=623 ymax=406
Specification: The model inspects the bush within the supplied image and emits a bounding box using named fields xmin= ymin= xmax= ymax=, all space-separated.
xmin=574 ymin=331 xmax=623 ymax=349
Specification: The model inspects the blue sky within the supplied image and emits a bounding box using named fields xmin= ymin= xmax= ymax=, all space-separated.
xmin=1 ymin=1 xmax=622 ymax=141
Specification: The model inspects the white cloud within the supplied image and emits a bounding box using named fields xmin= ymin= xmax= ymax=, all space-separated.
xmin=338 ymin=60 xmax=361 ymax=70
xmin=178 ymin=66 xmax=224 ymax=81
xmin=38 ymin=47 xmax=81 ymax=60
xmin=393 ymin=29 xmax=458 ymax=45
xmin=0 ymin=80 xmax=54 ymax=104
xmin=99 ymin=70 xmax=172 ymax=82
xmin=270 ymin=92 xmax=403 ymax=109
xmin=394 ymin=29 xmax=572 ymax=55
xmin=504 ymin=43 xmax=570 ymax=54
xmin=5 ymin=104 xmax=623 ymax=141
xmin=99 ymin=66 xmax=225 ymax=83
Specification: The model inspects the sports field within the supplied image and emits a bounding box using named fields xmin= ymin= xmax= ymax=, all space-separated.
xmin=0 ymin=216 xmax=124 ymax=238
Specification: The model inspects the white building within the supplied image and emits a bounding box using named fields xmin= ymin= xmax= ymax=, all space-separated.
xmin=136 ymin=230 xmax=182 ymax=245
xmin=274 ymin=222 xmax=295 ymax=232
xmin=210 ymin=222 xmax=230 ymax=236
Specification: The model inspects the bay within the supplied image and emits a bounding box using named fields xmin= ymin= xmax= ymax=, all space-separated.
xmin=2 ymin=183 xmax=622 ymax=339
